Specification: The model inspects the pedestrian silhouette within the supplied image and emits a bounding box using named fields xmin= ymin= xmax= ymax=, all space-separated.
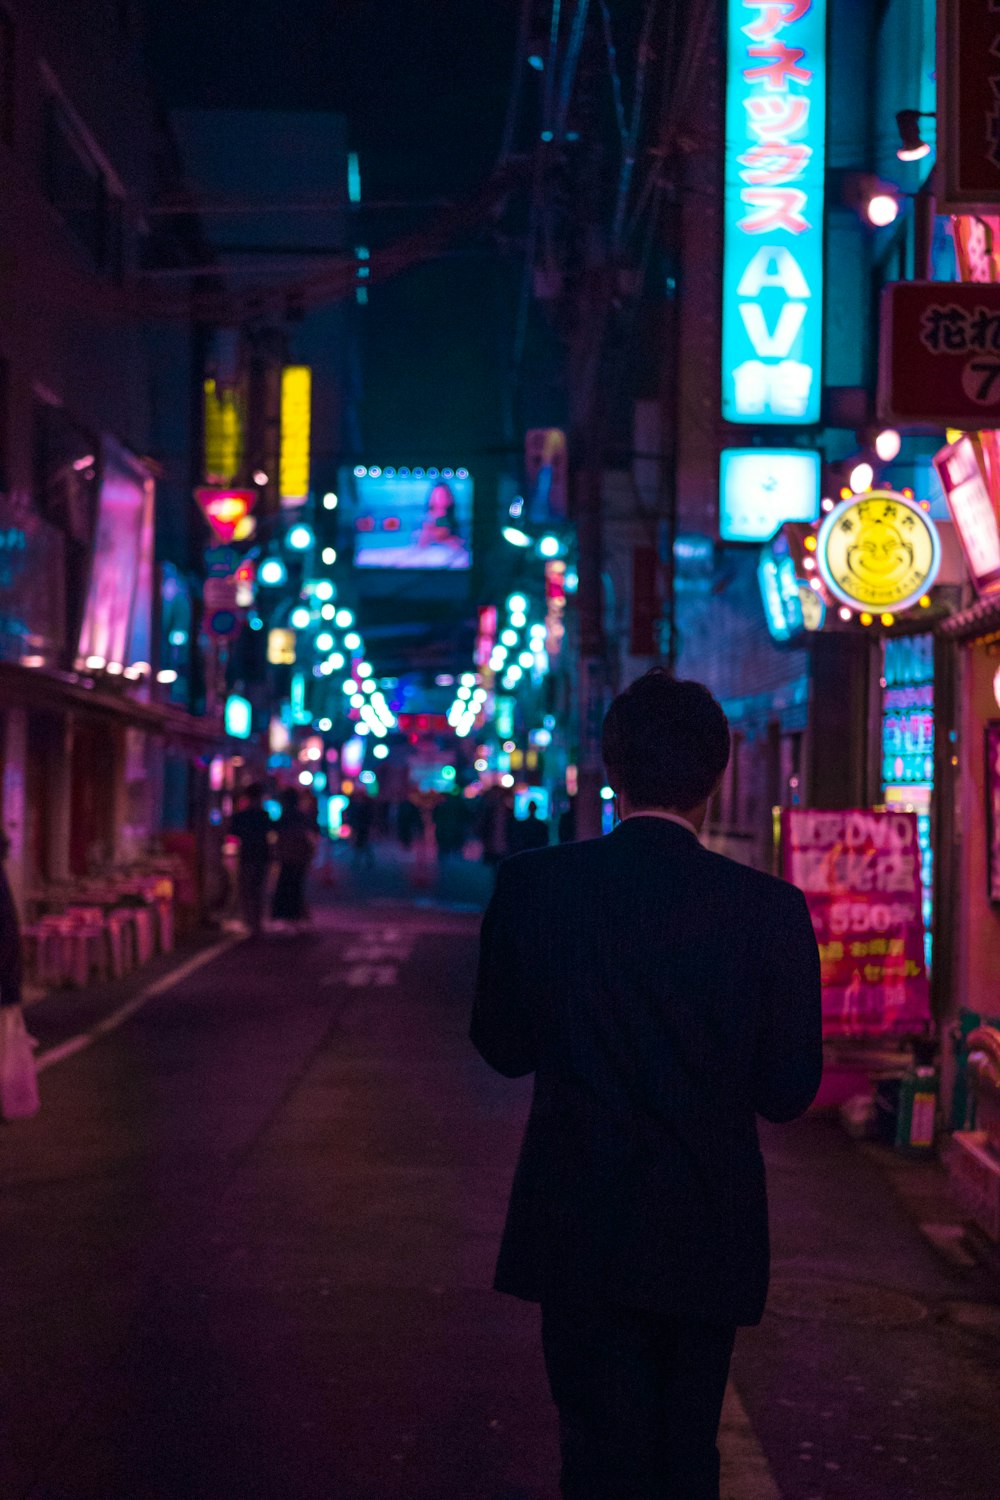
xmin=271 ymin=789 xmax=315 ymax=927
xmin=472 ymin=670 xmax=822 ymax=1500
xmin=230 ymin=783 xmax=272 ymax=935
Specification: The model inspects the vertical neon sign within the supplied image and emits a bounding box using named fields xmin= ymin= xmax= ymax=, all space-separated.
xmin=723 ymin=1 xmax=826 ymax=425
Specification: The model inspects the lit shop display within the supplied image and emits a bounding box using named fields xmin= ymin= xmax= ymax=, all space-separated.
xmin=782 ymin=808 xmax=931 ymax=1038
xmin=722 ymin=0 xmax=826 ymax=424
xmin=881 ymin=635 xmax=935 ymax=966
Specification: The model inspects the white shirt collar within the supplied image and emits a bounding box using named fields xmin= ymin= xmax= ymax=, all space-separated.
xmin=622 ymin=809 xmax=699 ymax=836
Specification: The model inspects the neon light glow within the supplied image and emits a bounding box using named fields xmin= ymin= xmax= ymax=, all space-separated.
xmin=723 ymin=0 xmax=826 ymax=424
xmin=225 ymin=694 xmax=252 ymax=740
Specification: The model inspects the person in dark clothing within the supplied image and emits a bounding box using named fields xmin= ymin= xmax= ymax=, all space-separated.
xmin=472 ymin=670 xmax=822 ymax=1500
xmin=230 ymin=784 xmax=271 ymax=935
xmin=557 ymin=796 xmax=577 ymax=845
xmin=271 ymin=789 xmax=315 ymax=925
xmin=513 ymin=799 xmax=549 ymax=852
xmin=347 ymin=790 xmax=376 ymax=866
xmin=397 ymin=796 xmax=424 ymax=850
xmin=0 ymin=833 xmax=23 ymax=1010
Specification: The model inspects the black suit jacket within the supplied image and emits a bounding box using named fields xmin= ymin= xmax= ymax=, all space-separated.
xmin=471 ymin=816 xmax=822 ymax=1326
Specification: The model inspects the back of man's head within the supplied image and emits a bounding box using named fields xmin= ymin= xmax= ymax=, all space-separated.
xmin=601 ymin=669 xmax=730 ymax=813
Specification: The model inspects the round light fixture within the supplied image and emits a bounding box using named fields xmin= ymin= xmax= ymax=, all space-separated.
xmin=849 ymin=461 xmax=874 ymax=494
xmin=875 ymin=428 xmax=902 ymax=462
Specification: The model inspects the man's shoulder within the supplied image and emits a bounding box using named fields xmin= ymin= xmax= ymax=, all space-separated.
xmin=499 ymin=836 xmax=604 ymax=882
xmin=699 ymin=845 xmax=806 ymax=908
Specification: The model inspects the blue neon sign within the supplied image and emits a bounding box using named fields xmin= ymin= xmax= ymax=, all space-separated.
xmin=723 ymin=0 xmax=826 ymax=425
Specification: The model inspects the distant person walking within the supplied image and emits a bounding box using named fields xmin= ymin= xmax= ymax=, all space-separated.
xmin=478 ymin=787 xmax=509 ymax=869
xmin=271 ymin=789 xmax=315 ymax=927
xmin=557 ymin=796 xmax=577 ymax=845
xmin=230 ymin=784 xmax=271 ymax=935
xmin=347 ymin=790 xmax=375 ymax=867
xmin=511 ymin=799 xmax=548 ymax=853
xmin=396 ymin=796 xmax=424 ymax=851
xmin=472 ymin=670 xmax=822 ymax=1500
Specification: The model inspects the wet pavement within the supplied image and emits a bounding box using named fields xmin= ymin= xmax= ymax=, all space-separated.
xmin=2 ymin=843 xmax=999 ymax=1498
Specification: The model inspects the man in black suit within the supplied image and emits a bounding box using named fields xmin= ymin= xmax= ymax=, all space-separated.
xmin=472 ymin=671 xmax=822 ymax=1499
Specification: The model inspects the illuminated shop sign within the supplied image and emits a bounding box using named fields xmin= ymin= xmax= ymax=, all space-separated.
xmin=758 ymin=525 xmax=825 ymax=640
xmin=933 ymin=434 xmax=1000 ymax=596
xmin=195 ymin=487 xmax=255 ymax=545
xmin=203 ymin=378 xmax=243 ymax=483
xmin=224 ymin=694 xmax=252 ymax=740
xmin=720 ymin=448 xmax=820 ymax=541
xmin=723 ymin=0 xmax=826 ymax=424
xmin=881 ymin=634 xmax=935 ymax=966
xmin=818 ymin=491 xmax=941 ymax=615
xmin=279 ymin=366 xmax=312 ymax=506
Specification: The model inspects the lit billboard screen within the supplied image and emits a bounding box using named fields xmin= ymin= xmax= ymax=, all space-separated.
xmin=352 ymin=468 xmax=472 ymax=570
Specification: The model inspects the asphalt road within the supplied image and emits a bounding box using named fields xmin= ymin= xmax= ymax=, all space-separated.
xmin=2 ymin=855 xmax=999 ymax=1499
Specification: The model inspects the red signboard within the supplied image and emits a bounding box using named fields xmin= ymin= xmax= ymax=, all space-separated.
xmin=879 ymin=282 xmax=1000 ymax=426
xmin=195 ymin=487 xmax=255 ymax=544
xmin=782 ymin=808 xmax=931 ymax=1038
xmin=933 ymin=434 xmax=1000 ymax=596
xmin=939 ymin=0 xmax=1000 ymax=212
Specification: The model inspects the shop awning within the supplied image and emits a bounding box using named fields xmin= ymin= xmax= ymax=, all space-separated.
xmin=0 ymin=663 xmax=224 ymax=747
xmin=939 ymin=595 xmax=1000 ymax=645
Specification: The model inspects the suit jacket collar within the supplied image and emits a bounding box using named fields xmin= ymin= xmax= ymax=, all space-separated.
xmin=609 ymin=814 xmax=701 ymax=846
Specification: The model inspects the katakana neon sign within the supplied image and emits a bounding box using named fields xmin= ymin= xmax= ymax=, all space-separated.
xmin=723 ymin=0 xmax=826 ymax=425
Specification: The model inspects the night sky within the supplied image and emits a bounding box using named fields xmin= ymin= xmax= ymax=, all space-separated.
xmin=147 ymin=1 xmax=519 ymax=200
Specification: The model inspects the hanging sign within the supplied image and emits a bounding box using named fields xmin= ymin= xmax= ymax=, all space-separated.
xmin=933 ymin=434 xmax=1000 ymax=596
xmin=195 ymin=487 xmax=255 ymax=545
xmin=782 ymin=808 xmax=931 ymax=1037
xmin=722 ymin=0 xmax=826 ymax=424
xmin=878 ymin=281 xmax=1000 ymax=426
xmin=938 ymin=0 xmax=1000 ymax=213
xmin=818 ymin=490 xmax=941 ymax=614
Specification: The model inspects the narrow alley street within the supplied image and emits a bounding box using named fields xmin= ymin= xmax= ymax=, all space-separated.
xmin=2 ymin=856 xmax=998 ymax=1500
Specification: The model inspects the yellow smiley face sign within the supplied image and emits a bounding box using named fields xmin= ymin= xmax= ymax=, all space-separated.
xmin=818 ymin=490 xmax=941 ymax=613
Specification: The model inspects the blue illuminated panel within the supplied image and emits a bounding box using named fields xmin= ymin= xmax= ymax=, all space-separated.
xmin=723 ymin=0 xmax=826 ymax=424
xmin=721 ymin=448 xmax=820 ymax=541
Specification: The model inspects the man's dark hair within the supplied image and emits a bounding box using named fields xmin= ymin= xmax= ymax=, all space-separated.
xmin=601 ymin=670 xmax=730 ymax=812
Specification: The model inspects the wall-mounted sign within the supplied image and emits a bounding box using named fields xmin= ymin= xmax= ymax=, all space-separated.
xmin=987 ymin=722 xmax=1000 ymax=904
xmin=720 ymin=448 xmax=820 ymax=542
xmin=224 ymin=693 xmax=252 ymax=740
xmin=878 ymin=281 xmax=1000 ymax=426
xmin=938 ymin=0 xmax=1000 ymax=213
xmin=953 ymin=215 xmax=1000 ymax=284
xmin=722 ymin=0 xmax=826 ymax=424
xmin=782 ymin=808 xmax=931 ymax=1037
xmin=195 ymin=487 xmax=255 ymax=545
xmin=279 ymin=365 xmax=312 ymax=506
xmin=203 ymin=378 xmax=243 ymax=483
xmin=818 ymin=490 xmax=941 ymax=614
xmin=933 ymin=434 xmax=1000 ymax=596
xmin=525 ymin=428 xmax=568 ymax=520
xmin=267 ymin=628 xmax=296 ymax=666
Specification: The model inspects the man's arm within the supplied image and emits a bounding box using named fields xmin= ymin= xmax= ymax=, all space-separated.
xmin=752 ymin=882 xmax=823 ymax=1123
xmin=470 ymin=863 xmax=537 ymax=1078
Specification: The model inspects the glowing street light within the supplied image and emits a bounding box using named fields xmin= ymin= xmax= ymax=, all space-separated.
xmin=287 ymin=523 xmax=314 ymax=551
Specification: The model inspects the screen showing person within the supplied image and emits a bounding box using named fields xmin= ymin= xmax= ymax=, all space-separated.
xmin=354 ymin=471 xmax=472 ymax=570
